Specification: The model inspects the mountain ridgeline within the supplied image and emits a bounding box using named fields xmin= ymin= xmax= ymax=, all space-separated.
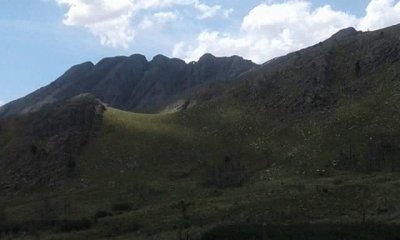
xmin=0 ymin=54 xmax=256 ymax=118
xmin=233 ymin=25 xmax=400 ymax=115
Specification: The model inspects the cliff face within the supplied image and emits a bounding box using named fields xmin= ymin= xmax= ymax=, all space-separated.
xmin=0 ymin=54 xmax=256 ymax=118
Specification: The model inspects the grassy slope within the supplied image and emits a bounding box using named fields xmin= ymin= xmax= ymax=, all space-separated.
xmin=3 ymin=86 xmax=400 ymax=239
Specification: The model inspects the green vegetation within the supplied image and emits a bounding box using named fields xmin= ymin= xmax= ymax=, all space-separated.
xmin=202 ymin=223 xmax=400 ymax=240
xmin=1 ymin=94 xmax=400 ymax=239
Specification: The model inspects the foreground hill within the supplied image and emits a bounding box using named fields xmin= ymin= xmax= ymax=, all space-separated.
xmin=1 ymin=24 xmax=400 ymax=239
xmin=1 ymin=99 xmax=400 ymax=239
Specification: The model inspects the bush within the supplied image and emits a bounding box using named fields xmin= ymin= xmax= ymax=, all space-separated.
xmin=0 ymin=223 xmax=24 ymax=235
xmin=202 ymin=225 xmax=263 ymax=240
xmin=100 ymin=219 xmax=141 ymax=237
xmin=110 ymin=222 xmax=141 ymax=235
xmin=201 ymin=223 xmax=400 ymax=240
xmin=203 ymin=156 xmax=246 ymax=189
xmin=111 ymin=203 xmax=132 ymax=212
xmin=66 ymin=160 xmax=76 ymax=170
xmin=355 ymin=60 xmax=361 ymax=76
xmin=0 ymin=207 xmax=7 ymax=225
xmin=332 ymin=179 xmax=343 ymax=185
xmin=56 ymin=218 xmax=92 ymax=232
xmin=94 ymin=210 xmax=113 ymax=219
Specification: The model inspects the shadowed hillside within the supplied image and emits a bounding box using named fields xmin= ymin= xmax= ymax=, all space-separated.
xmin=0 ymin=94 xmax=105 ymax=191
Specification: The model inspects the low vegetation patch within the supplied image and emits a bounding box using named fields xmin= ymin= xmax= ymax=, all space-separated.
xmin=111 ymin=203 xmax=132 ymax=212
xmin=94 ymin=210 xmax=113 ymax=219
xmin=203 ymin=156 xmax=247 ymax=189
xmin=55 ymin=218 xmax=92 ymax=233
xmin=201 ymin=223 xmax=400 ymax=240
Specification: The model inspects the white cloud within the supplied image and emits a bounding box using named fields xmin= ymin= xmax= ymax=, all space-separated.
xmin=56 ymin=0 xmax=230 ymax=49
xmin=57 ymin=0 xmax=135 ymax=48
xmin=194 ymin=2 xmax=221 ymax=19
xmin=129 ymin=0 xmax=227 ymax=19
xmin=222 ymin=8 xmax=234 ymax=18
xmin=139 ymin=11 xmax=178 ymax=30
xmin=173 ymin=0 xmax=400 ymax=63
xmin=56 ymin=0 xmax=400 ymax=62
xmin=174 ymin=1 xmax=358 ymax=63
xmin=358 ymin=0 xmax=400 ymax=31
xmin=129 ymin=0 xmax=193 ymax=10
xmin=0 ymin=101 xmax=4 ymax=107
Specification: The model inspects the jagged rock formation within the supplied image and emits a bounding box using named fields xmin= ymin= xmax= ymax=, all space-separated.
xmin=0 ymin=54 xmax=256 ymax=119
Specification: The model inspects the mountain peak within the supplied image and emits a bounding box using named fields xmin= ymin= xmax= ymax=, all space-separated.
xmin=67 ymin=61 xmax=94 ymax=73
xmin=96 ymin=56 xmax=127 ymax=66
xmin=129 ymin=54 xmax=147 ymax=61
xmin=152 ymin=54 xmax=170 ymax=62
xmin=330 ymin=27 xmax=359 ymax=41
xmin=198 ymin=53 xmax=216 ymax=62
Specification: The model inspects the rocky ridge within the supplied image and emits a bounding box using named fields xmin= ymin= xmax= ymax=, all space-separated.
xmin=0 ymin=54 xmax=256 ymax=119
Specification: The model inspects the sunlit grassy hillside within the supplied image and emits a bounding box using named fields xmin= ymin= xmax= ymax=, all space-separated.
xmin=2 ymin=91 xmax=400 ymax=239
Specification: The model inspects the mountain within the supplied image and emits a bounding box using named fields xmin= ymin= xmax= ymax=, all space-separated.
xmin=0 ymin=53 xmax=256 ymax=119
xmin=1 ymin=24 xmax=400 ymax=239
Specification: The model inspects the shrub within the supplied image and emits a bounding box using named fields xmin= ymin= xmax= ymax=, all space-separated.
xmin=101 ymin=219 xmax=141 ymax=237
xmin=332 ymin=179 xmax=343 ymax=185
xmin=56 ymin=218 xmax=92 ymax=232
xmin=111 ymin=203 xmax=132 ymax=212
xmin=94 ymin=210 xmax=113 ymax=219
xmin=201 ymin=225 xmax=263 ymax=240
xmin=111 ymin=222 xmax=141 ymax=234
xmin=0 ymin=207 xmax=7 ymax=226
xmin=0 ymin=223 xmax=24 ymax=235
xmin=66 ymin=160 xmax=76 ymax=170
xmin=203 ymin=156 xmax=246 ymax=189
xmin=294 ymin=183 xmax=306 ymax=192
xmin=201 ymin=223 xmax=400 ymax=240
xmin=355 ymin=60 xmax=361 ymax=76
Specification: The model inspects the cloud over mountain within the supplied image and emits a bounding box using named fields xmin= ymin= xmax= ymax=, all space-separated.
xmin=56 ymin=0 xmax=229 ymax=48
xmin=57 ymin=0 xmax=135 ymax=48
xmin=358 ymin=0 xmax=400 ymax=31
xmin=173 ymin=1 xmax=358 ymax=63
xmin=55 ymin=0 xmax=400 ymax=63
xmin=174 ymin=0 xmax=400 ymax=63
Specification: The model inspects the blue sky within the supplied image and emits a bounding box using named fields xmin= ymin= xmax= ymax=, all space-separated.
xmin=0 ymin=0 xmax=399 ymax=105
